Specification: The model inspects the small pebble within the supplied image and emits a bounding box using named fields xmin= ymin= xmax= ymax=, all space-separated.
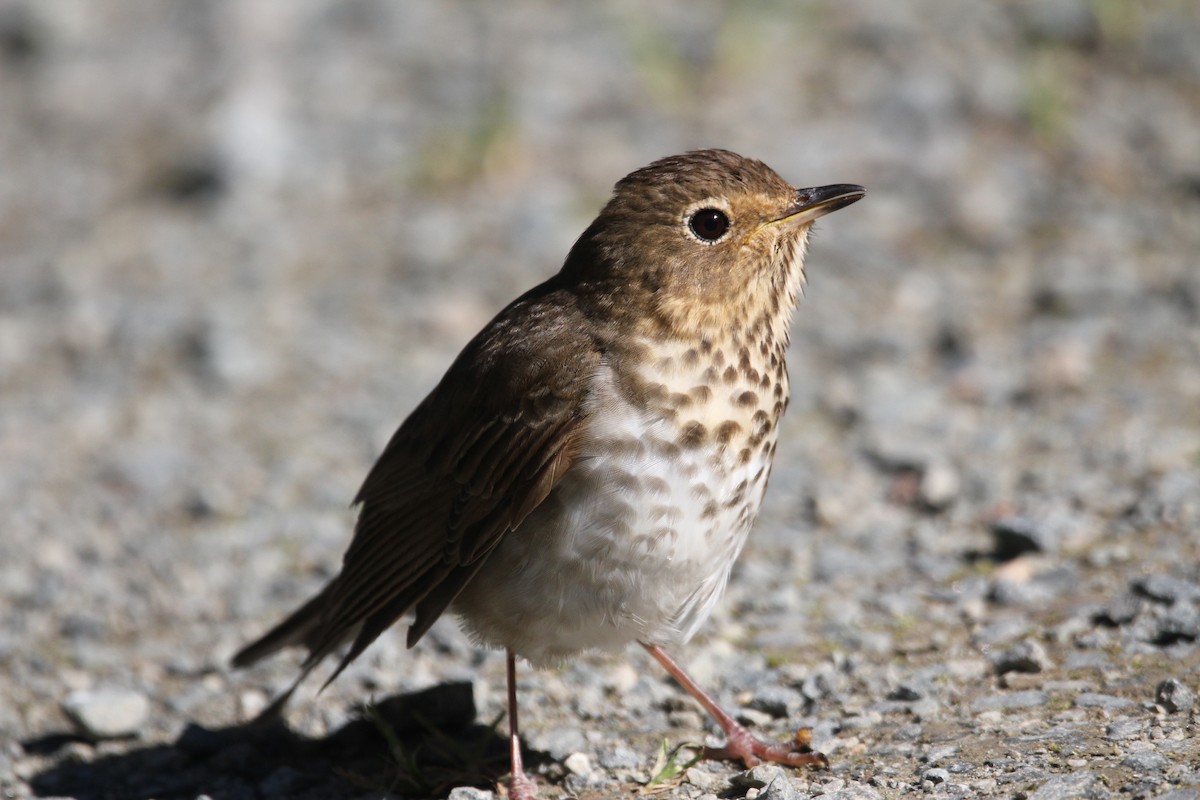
xmin=1094 ymin=592 xmax=1141 ymax=626
xmin=732 ymin=764 xmax=789 ymax=790
xmin=447 ymin=787 xmax=496 ymax=800
xmin=922 ymin=767 xmax=949 ymax=786
xmin=597 ymin=744 xmax=640 ymax=770
xmin=1133 ymin=573 xmax=1200 ymax=604
xmin=919 ymin=462 xmax=961 ymax=509
xmin=62 ymin=688 xmax=149 ymax=739
xmin=990 ymin=516 xmax=1057 ymax=558
xmin=1122 ymin=750 xmax=1168 ymax=773
xmin=1155 ymin=790 xmax=1200 ymax=800
xmin=813 ymin=782 xmax=885 ymax=799
xmin=970 ymin=690 xmax=1048 ymax=711
xmin=1157 ymin=602 xmax=1200 ymax=643
xmin=737 ymin=707 xmax=775 ymax=728
xmin=1104 ymin=718 xmax=1146 ymax=740
xmin=748 ymin=685 xmax=806 ymax=718
xmin=527 ymin=725 xmax=586 ymax=761
xmin=759 ymin=774 xmax=805 ymax=800
xmin=685 ymin=766 xmax=714 ymax=789
xmin=1155 ymin=678 xmax=1195 ymax=713
xmin=991 ymin=639 xmax=1052 ymax=675
xmin=563 ymin=751 xmax=592 ymax=777
xmin=1028 ymin=772 xmax=1103 ymax=800
xmin=1074 ymin=692 xmax=1134 ymax=710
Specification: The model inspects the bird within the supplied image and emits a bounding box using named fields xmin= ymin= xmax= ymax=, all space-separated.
xmin=232 ymin=149 xmax=864 ymax=799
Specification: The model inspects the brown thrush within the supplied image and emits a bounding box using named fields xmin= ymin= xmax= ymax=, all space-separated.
xmin=233 ymin=149 xmax=864 ymax=798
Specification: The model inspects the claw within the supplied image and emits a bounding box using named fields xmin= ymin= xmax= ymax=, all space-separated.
xmin=642 ymin=643 xmax=830 ymax=773
xmin=701 ymin=723 xmax=828 ymax=769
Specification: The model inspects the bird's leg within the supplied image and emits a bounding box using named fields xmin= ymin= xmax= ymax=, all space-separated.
xmin=505 ymin=649 xmax=539 ymax=799
xmin=642 ymin=642 xmax=828 ymax=769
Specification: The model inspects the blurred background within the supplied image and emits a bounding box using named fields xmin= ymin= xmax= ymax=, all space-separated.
xmin=1 ymin=0 xmax=1198 ymax=796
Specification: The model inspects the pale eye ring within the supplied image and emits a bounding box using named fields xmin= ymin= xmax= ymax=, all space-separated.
xmin=688 ymin=207 xmax=730 ymax=242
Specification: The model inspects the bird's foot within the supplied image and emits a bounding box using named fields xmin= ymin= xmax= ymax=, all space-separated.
xmin=506 ymin=769 xmax=539 ymax=799
xmin=702 ymin=723 xmax=828 ymax=769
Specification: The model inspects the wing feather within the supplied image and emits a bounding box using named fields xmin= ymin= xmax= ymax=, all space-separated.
xmin=232 ymin=283 xmax=600 ymax=688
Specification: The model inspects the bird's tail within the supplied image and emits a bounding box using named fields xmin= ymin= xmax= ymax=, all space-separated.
xmin=231 ymin=581 xmax=351 ymax=721
xmin=231 ymin=581 xmax=337 ymax=668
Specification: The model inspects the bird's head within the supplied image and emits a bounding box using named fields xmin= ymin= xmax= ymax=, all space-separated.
xmin=563 ymin=149 xmax=864 ymax=343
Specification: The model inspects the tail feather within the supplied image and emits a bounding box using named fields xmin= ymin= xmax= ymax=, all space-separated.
xmin=231 ymin=582 xmax=337 ymax=669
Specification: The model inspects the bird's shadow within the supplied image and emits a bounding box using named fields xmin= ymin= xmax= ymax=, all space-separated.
xmin=26 ymin=681 xmax=536 ymax=800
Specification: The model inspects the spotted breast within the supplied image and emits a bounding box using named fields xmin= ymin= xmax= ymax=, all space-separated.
xmin=453 ymin=326 xmax=788 ymax=666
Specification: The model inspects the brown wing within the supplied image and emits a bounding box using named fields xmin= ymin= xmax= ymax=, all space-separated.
xmin=232 ymin=282 xmax=599 ymax=689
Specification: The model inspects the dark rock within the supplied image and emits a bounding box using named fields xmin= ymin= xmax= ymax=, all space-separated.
xmin=1155 ymin=678 xmax=1195 ymax=713
xmin=1093 ymin=592 xmax=1141 ymax=626
xmin=748 ymin=685 xmax=806 ymax=719
xmin=1133 ymin=574 xmax=1200 ymax=604
xmin=258 ymin=766 xmax=307 ymax=796
xmin=1155 ymin=602 xmax=1200 ymax=644
xmin=732 ymin=764 xmax=788 ymax=790
xmin=989 ymin=516 xmax=1058 ymax=559
xmin=991 ymin=639 xmax=1052 ymax=675
xmin=888 ymin=681 xmax=927 ymax=701
xmin=922 ymin=767 xmax=949 ymax=784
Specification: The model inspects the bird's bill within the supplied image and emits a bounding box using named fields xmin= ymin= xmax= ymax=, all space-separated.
xmin=771 ymin=184 xmax=866 ymax=227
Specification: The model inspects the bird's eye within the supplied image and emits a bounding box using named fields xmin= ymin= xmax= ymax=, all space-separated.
xmin=688 ymin=208 xmax=730 ymax=242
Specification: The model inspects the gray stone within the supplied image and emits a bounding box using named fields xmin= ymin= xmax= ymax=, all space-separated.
xmin=918 ymin=461 xmax=961 ymax=509
xmin=1104 ymin=719 xmax=1146 ymax=740
xmin=922 ymin=744 xmax=960 ymax=763
xmin=1063 ymin=651 xmax=1111 ymax=670
xmin=563 ymin=751 xmax=592 ymax=777
xmin=748 ymin=685 xmax=806 ymax=718
xmin=922 ymin=767 xmax=950 ymax=784
xmin=1075 ymin=692 xmax=1134 ymax=710
xmin=447 ymin=788 xmax=496 ymax=800
xmin=1121 ymin=750 xmax=1168 ymax=773
xmin=1156 ymin=790 xmax=1200 ymax=800
xmin=970 ymin=690 xmax=1049 ymax=711
xmin=527 ymin=725 xmax=587 ymax=761
xmin=732 ymin=764 xmax=789 ymax=790
xmin=1028 ymin=771 xmax=1108 ymax=800
xmin=989 ymin=515 xmax=1059 ymax=557
xmin=61 ymin=688 xmax=149 ymax=739
xmin=813 ymin=784 xmax=885 ymax=800
xmin=760 ymin=774 xmax=808 ymax=800
xmin=1155 ymin=678 xmax=1195 ymax=712
xmin=685 ymin=766 xmax=715 ymax=790
xmin=1094 ymin=592 xmax=1141 ymax=626
xmin=1157 ymin=602 xmax=1200 ymax=643
xmin=596 ymin=744 xmax=641 ymax=770
xmin=991 ymin=639 xmax=1053 ymax=674
xmin=1133 ymin=573 xmax=1200 ymax=604
xmin=888 ymin=681 xmax=928 ymax=701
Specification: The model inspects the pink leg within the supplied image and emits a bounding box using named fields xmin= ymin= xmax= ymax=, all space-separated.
xmin=642 ymin=642 xmax=828 ymax=769
xmin=506 ymin=650 xmax=539 ymax=799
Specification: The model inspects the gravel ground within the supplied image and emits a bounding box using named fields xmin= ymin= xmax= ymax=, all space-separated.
xmin=2 ymin=2 xmax=1199 ymax=799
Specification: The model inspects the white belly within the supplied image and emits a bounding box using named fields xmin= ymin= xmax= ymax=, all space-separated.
xmin=454 ymin=362 xmax=776 ymax=666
